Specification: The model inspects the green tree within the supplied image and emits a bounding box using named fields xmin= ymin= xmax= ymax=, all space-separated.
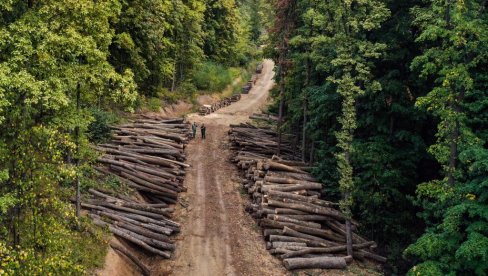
xmin=404 ymin=1 xmax=488 ymax=274
xmin=0 ymin=0 xmax=135 ymax=273
xmin=203 ymin=0 xmax=243 ymax=65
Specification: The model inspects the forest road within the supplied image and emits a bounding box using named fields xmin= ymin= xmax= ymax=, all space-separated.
xmin=151 ymin=59 xmax=289 ymax=276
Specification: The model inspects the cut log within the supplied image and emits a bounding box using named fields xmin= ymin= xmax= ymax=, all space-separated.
xmin=266 ymin=199 xmax=345 ymax=220
xmin=92 ymin=218 xmax=171 ymax=258
xmin=267 ymin=214 xmax=322 ymax=229
xmin=265 ymin=190 xmax=336 ymax=208
xmin=280 ymin=241 xmax=377 ymax=259
xmin=110 ymin=241 xmax=151 ymax=276
xmin=260 ymin=219 xmax=345 ymax=242
xmin=283 ymin=256 xmax=347 ymax=270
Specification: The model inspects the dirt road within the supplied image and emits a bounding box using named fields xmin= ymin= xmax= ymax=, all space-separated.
xmin=149 ymin=59 xmax=287 ymax=276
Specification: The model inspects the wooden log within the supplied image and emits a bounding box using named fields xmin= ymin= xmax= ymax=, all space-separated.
xmin=110 ymin=241 xmax=151 ymax=276
xmin=119 ymin=171 xmax=178 ymax=198
xmin=325 ymin=221 xmax=365 ymax=243
xmin=280 ymin=241 xmax=376 ymax=259
xmin=274 ymin=208 xmax=308 ymax=215
xmin=97 ymin=147 xmax=180 ymax=169
xmin=268 ymin=235 xmax=330 ymax=248
xmin=112 ymin=165 xmax=180 ymax=192
xmin=266 ymin=171 xmax=316 ymax=182
xmin=267 ymin=214 xmax=322 ymax=229
xmin=92 ymin=218 xmax=171 ymax=258
xmin=356 ymin=249 xmax=387 ymax=263
xmin=282 ymin=227 xmax=339 ymax=245
xmin=265 ymin=190 xmax=337 ymax=208
xmin=261 ymin=183 xmax=322 ymax=192
xmin=266 ymin=199 xmax=345 ymax=220
xmin=270 ymin=241 xmax=307 ymax=249
xmin=269 ymin=248 xmax=293 ymax=255
xmin=104 ymin=159 xmax=179 ymax=182
xmin=283 ymin=257 xmax=347 ymax=270
xmin=97 ymin=211 xmax=173 ymax=238
xmin=263 ymin=228 xmax=283 ymax=237
xmin=277 ymin=214 xmax=333 ymax=221
xmin=264 ymin=161 xmax=306 ymax=174
xmin=82 ymin=202 xmax=170 ymax=220
xmin=260 ymin=219 xmax=345 ymax=242
xmin=118 ymin=212 xmax=180 ymax=230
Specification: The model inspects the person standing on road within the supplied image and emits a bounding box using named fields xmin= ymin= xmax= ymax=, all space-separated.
xmin=201 ymin=123 xmax=206 ymax=139
xmin=191 ymin=122 xmax=197 ymax=138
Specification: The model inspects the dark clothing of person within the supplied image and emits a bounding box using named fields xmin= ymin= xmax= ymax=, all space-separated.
xmin=201 ymin=125 xmax=206 ymax=139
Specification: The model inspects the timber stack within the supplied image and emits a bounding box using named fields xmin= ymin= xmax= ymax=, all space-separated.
xmin=199 ymin=94 xmax=241 ymax=116
xmin=83 ymin=116 xmax=190 ymax=273
xmin=229 ymin=121 xmax=385 ymax=271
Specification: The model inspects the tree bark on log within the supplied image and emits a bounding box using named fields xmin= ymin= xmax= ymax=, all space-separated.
xmin=283 ymin=257 xmax=347 ymax=270
xmin=266 ymin=199 xmax=345 ymax=220
xmin=110 ymin=241 xmax=151 ymax=276
xmin=92 ymin=218 xmax=171 ymax=258
xmin=260 ymin=219 xmax=345 ymax=242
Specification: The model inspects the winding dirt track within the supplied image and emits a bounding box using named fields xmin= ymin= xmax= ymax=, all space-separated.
xmin=98 ymin=60 xmax=288 ymax=276
xmin=156 ymin=59 xmax=287 ymax=276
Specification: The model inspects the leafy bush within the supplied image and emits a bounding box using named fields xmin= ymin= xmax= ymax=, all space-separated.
xmin=146 ymin=97 xmax=162 ymax=112
xmin=177 ymin=81 xmax=198 ymax=100
xmin=193 ymin=62 xmax=233 ymax=92
xmin=87 ymin=108 xmax=117 ymax=143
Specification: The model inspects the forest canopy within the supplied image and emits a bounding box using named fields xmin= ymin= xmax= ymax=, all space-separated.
xmin=0 ymin=0 xmax=268 ymax=274
xmin=0 ymin=0 xmax=487 ymax=275
xmin=266 ymin=0 xmax=488 ymax=274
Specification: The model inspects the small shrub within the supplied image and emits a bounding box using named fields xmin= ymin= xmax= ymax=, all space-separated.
xmin=147 ymin=97 xmax=161 ymax=112
xmin=178 ymin=81 xmax=198 ymax=100
xmin=193 ymin=62 xmax=233 ymax=92
xmin=87 ymin=108 xmax=117 ymax=143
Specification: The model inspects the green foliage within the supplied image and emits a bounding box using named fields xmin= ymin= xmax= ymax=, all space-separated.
xmin=267 ymin=0 xmax=488 ymax=274
xmin=87 ymin=108 xmax=118 ymax=143
xmin=146 ymin=97 xmax=162 ymax=112
xmin=0 ymin=0 xmax=133 ymax=274
xmin=193 ymin=62 xmax=233 ymax=92
xmin=404 ymin=1 xmax=488 ymax=274
xmin=0 ymin=217 xmax=108 ymax=275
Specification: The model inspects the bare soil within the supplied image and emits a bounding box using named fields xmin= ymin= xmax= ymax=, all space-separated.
xmin=151 ymin=59 xmax=289 ymax=276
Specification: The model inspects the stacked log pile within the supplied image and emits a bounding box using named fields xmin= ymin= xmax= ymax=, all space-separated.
xmin=199 ymin=94 xmax=241 ymax=116
xmin=256 ymin=63 xmax=263 ymax=74
xmin=84 ymin=188 xmax=179 ymax=260
xmin=229 ymin=122 xmax=386 ymax=271
xmin=83 ymin=116 xmax=190 ymax=272
xmin=229 ymin=122 xmax=296 ymax=160
xmin=242 ymin=69 xmax=262 ymax=94
xmin=249 ymin=113 xmax=279 ymax=123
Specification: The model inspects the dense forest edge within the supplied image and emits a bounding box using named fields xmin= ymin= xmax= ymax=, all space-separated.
xmin=0 ymin=0 xmax=271 ymax=274
xmin=1 ymin=0 xmax=488 ymax=275
xmin=266 ymin=0 xmax=488 ymax=275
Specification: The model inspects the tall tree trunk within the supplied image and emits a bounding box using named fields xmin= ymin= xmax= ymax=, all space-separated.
xmin=75 ymin=84 xmax=81 ymax=218
xmin=302 ymin=98 xmax=307 ymax=161
xmin=302 ymin=56 xmax=311 ymax=162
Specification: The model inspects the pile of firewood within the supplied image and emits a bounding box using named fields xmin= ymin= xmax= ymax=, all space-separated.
xmin=229 ymin=122 xmax=386 ymax=271
xmin=199 ymin=94 xmax=241 ymax=116
xmin=83 ymin=116 xmax=190 ymax=274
